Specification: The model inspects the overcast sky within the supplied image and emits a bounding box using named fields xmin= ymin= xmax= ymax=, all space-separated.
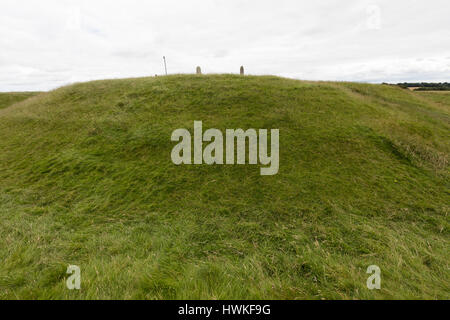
xmin=1 ymin=0 xmax=449 ymax=91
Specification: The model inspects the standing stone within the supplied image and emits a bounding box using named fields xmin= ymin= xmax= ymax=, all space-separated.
xmin=240 ymin=66 xmax=244 ymax=75
xmin=196 ymin=66 xmax=202 ymax=75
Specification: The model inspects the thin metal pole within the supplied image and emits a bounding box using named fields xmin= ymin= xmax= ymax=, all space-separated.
xmin=163 ymin=56 xmax=167 ymax=75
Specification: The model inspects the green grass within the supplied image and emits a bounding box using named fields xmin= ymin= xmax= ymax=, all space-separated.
xmin=415 ymin=90 xmax=450 ymax=108
xmin=0 ymin=92 xmax=41 ymax=110
xmin=0 ymin=75 xmax=448 ymax=299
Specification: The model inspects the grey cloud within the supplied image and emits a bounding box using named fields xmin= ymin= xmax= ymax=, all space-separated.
xmin=0 ymin=0 xmax=449 ymax=91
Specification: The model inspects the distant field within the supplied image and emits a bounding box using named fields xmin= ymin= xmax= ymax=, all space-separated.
xmin=0 ymin=92 xmax=41 ymax=109
xmin=415 ymin=91 xmax=450 ymax=108
xmin=0 ymin=75 xmax=448 ymax=299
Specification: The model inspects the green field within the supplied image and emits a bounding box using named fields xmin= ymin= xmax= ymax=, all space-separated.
xmin=416 ymin=90 xmax=450 ymax=108
xmin=0 ymin=75 xmax=448 ymax=299
xmin=0 ymin=92 xmax=41 ymax=110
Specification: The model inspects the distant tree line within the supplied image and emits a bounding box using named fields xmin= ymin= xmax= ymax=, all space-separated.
xmin=396 ymin=82 xmax=450 ymax=91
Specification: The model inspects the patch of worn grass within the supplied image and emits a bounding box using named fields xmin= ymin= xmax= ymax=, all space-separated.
xmin=0 ymin=75 xmax=448 ymax=299
xmin=0 ymin=92 xmax=41 ymax=110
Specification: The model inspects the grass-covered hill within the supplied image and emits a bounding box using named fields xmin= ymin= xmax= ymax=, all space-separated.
xmin=0 ymin=92 xmax=40 ymax=110
xmin=0 ymin=75 xmax=448 ymax=299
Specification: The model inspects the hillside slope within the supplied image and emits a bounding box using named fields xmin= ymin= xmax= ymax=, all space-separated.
xmin=0 ymin=92 xmax=41 ymax=110
xmin=416 ymin=91 xmax=450 ymax=108
xmin=0 ymin=75 xmax=448 ymax=299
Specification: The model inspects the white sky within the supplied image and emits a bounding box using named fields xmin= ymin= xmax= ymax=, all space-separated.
xmin=1 ymin=0 xmax=449 ymax=91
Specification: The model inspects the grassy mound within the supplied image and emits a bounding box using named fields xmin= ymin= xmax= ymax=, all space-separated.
xmin=0 ymin=75 xmax=448 ymax=299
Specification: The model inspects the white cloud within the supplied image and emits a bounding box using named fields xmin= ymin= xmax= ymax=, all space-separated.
xmin=0 ymin=0 xmax=449 ymax=91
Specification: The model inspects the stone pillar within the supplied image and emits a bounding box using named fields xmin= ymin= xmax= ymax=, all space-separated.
xmin=196 ymin=66 xmax=202 ymax=75
xmin=240 ymin=66 xmax=244 ymax=75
